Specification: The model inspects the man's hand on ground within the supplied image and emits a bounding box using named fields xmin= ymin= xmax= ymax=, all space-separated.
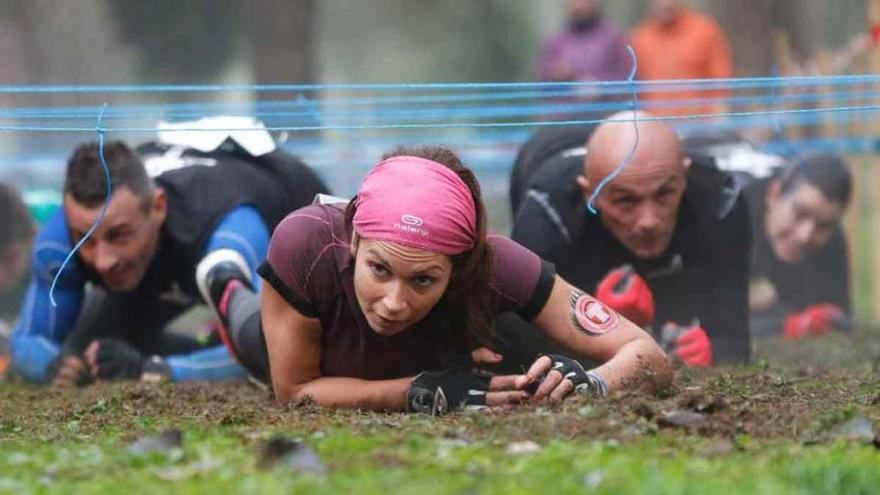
xmin=595 ymin=266 xmax=655 ymax=327
xmin=84 ymin=338 xmax=146 ymax=380
xmin=660 ymin=323 xmax=713 ymax=367
xmin=783 ymin=303 xmax=845 ymax=339
xmin=48 ymin=354 xmax=90 ymax=387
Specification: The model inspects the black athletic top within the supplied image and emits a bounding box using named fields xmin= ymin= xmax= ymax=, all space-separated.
xmin=743 ymin=177 xmax=851 ymax=336
xmin=511 ymin=141 xmax=752 ymax=363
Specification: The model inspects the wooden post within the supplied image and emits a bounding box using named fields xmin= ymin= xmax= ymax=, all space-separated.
xmin=868 ymin=0 xmax=880 ymax=324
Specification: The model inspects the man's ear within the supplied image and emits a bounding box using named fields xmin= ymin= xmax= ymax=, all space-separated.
xmin=681 ymin=156 xmax=692 ymax=170
xmin=151 ymin=188 xmax=167 ymax=222
xmin=576 ymin=174 xmax=592 ymax=197
xmin=766 ymin=179 xmax=781 ymax=206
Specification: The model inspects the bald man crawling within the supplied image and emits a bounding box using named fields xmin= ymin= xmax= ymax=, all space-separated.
xmin=498 ymin=112 xmax=751 ymax=368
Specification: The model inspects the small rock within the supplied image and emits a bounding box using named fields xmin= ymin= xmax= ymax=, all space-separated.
xmin=127 ymin=429 xmax=183 ymax=456
xmin=830 ymin=416 xmax=875 ymax=444
xmin=582 ymin=470 xmax=604 ymax=488
xmin=506 ymin=441 xmax=541 ymax=455
xmin=256 ymin=436 xmax=326 ymax=474
xmin=657 ymin=410 xmax=707 ymax=428
xmin=621 ymin=425 xmax=643 ymax=438
xmin=700 ymin=438 xmax=735 ymax=457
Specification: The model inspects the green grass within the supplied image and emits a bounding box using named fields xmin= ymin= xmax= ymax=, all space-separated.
xmin=2 ymin=363 xmax=880 ymax=494
xmin=1 ymin=424 xmax=879 ymax=494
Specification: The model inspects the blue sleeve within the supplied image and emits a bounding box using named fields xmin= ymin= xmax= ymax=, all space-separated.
xmin=165 ymin=344 xmax=248 ymax=382
xmin=203 ymin=205 xmax=270 ymax=290
xmin=10 ymin=209 xmax=85 ymax=382
xmin=163 ymin=205 xmax=268 ymax=382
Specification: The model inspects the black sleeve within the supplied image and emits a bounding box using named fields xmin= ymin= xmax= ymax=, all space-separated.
xmin=749 ymin=303 xmax=788 ymax=338
xmin=256 ymin=261 xmax=319 ymax=318
xmin=510 ymin=189 xmax=570 ymax=266
xmin=698 ymin=195 xmax=752 ymax=364
xmin=809 ymin=228 xmax=851 ymax=313
xmin=517 ymin=260 xmax=556 ymax=321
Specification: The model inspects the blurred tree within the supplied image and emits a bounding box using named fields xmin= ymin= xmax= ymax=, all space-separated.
xmin=699 ymin=0 xmax=866 ymax=75
xmin=247 ymin=0 xmax=316 ymax=83
xmin=110 ymin=0 xmax=243 ymax=83
xmin=0 ymin=0 xmax=136 ymax=95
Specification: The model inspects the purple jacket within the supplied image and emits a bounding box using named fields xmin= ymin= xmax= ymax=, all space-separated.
xmin=536 ymin=19 xmax=631 ymax=83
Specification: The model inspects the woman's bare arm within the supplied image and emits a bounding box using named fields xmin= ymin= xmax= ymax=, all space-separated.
xmin=529 ymin=275 xmax=672 ymax=393
xmin=261 ymin=283 xmax=411 ymax=409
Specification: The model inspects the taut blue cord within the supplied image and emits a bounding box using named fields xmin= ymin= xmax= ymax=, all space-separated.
xmin=586 ymin=45 xmax=640 ymax=215
xmin=49 ymin=103 xmax=111 ymax=307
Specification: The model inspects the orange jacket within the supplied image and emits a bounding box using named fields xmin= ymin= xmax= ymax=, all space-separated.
xmin=631 ymin=7 xmax=732 ymax=116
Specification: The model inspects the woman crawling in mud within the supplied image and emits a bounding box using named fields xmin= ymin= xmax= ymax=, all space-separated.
xmin=199 ymin=145 xmax=671 ymax=414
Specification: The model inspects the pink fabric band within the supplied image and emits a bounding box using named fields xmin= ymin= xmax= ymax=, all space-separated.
xmin=352 ymin=156 xmax=477 ymax=255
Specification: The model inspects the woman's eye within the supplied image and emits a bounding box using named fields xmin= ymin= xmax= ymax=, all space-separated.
xmin=369 ymin=263 xmax=389 ymax=276
xmin=412 ymin=275 xmax=435 ymax=288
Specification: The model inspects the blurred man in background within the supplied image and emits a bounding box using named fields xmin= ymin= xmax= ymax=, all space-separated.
xmin=630 ymin=0 xmax=732 ymax=116
xmin=744 ymin=154 xmax=853 ymax=339
xmin=499 ymin=112 xmax=751 ymax=369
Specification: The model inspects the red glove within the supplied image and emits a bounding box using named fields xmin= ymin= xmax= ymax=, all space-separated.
xmin=595 ymin=266 xmax=655 ymax=327
xmin=783 ymin=303 xmax=843 ymax=339
xmin=663 ymin=324 xmax=712 ymax=367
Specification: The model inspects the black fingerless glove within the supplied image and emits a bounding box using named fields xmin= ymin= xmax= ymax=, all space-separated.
xmin=537 ymin=354 xmax=609 ymax=397
xmin=406 ymin=368 xmax=490 ymax=415
xmin=45 ymin=353 xmax=93 ymax=386
xmin=94 ymin=338 xmax=171 ymax=381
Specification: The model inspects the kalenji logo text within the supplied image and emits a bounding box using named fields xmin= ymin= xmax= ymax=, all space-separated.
xmin=401 ymin=214 xmax=423 ymax=226
xmin=394 ymin=214 xmax=429 ymax=237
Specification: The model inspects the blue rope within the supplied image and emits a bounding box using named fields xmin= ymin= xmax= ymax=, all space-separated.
xmin=770 ymin=64 xmax=799 ymax=157
xmin=2 ymin=100 xmax=880 ymax=134
xmin=49 ymin=103 xmax=111 ymax=307
xmin=586 ymin=46 xmax=640 ymax=214
xmin=1 ymin=74 xmax=880 ymax=93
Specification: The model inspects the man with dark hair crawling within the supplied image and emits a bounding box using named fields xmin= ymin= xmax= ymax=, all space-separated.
xmin=9 ymin=138 xmax=328 ymax=385
xmin=499 ymin=111 xmax=752 ymax=368
xmin=745 ymin=153 xmax=853 ymax=339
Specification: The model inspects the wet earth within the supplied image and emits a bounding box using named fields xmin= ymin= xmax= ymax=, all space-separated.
xmin=1 ymin=332 xmax=878 ymax=448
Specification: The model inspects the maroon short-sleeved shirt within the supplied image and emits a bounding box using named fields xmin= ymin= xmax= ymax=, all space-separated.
xmin=258 ymin=204 xmax=555 ymax=380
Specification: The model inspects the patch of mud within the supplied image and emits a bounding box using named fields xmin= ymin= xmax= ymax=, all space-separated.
xmin=1 ymin=348 xmax=879 ymax=447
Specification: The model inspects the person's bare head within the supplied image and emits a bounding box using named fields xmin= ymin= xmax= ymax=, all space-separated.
xmin=577 ymin=111 xmax=690 ymax=258
xmin=649 ymin=0 xmax=685 ymax=25
xmin=567 ymin=0 xmax=602 ymax=25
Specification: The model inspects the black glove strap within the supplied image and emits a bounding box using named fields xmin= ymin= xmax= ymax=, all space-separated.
xmin=407 ymin=368 xmax=490 ymax=415
xmin=94 ymin=338 xmax=145 ymax=380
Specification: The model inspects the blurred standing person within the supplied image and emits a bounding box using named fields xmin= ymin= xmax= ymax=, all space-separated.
xmin=630 ymin=0 xmax=732 ymax=116
xmin=535 ymin=0 xmax=631 ymax=118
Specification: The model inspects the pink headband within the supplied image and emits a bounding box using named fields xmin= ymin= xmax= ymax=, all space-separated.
xmin=352 ymin=156 xmax=477 ymax=255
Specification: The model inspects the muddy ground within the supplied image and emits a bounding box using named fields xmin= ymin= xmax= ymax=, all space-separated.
xmin=2 ymin=332 xmax=878 ymax=448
